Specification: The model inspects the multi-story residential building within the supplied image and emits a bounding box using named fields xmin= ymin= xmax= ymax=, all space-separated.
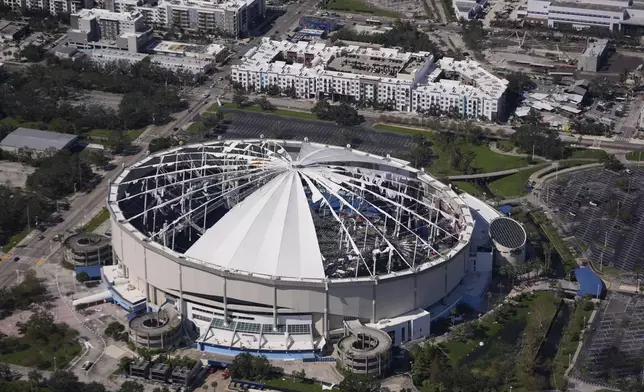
xmin=525 ymin=0 xmax=644 ymax=33
xmin=231 ymin=39 xmax=508 ymax=120
xmin=232 ymin=38 xmax=434 ymax=112
xmin=0 ymin=0 xmax=90 ymax=14
xmin=412 ymin=58 xmax=508 ymax=121
xmin=161 ymin=0 xmax=264 ymax=37
xmin=68 ymin=9 xmax=152 ymax=52
xmin=99 ymin=0 xmax=263 ymax=36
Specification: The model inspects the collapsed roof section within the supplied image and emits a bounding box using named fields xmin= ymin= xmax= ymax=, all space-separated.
xmin=112 ymin=139 xmax=469 ymax=280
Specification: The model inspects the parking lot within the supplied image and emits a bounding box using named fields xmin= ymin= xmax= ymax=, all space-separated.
xmin=538 ymin=167 xmax=644 ymax=278
xmin=577 ymin=294 xmax=644 ymax=384
xmin=224 ymin=111 xmax=415 ymax=158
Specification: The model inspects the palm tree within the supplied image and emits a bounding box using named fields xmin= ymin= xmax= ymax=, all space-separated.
xmin=450 ymin=307 xmax=458 ymax=326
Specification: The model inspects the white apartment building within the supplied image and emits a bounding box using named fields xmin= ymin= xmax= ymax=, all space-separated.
xmin=101 ymin=0 xmax=263 ymax=36
xmin=68 ymin=9 xmax=152 ymax=52
xmin=525 ymin=0 xmax=644 ymax=32
xmin=412 ymin=58 xmax=508 ymax=121
xmin=232 ymin=38 xmax=434 ymax=112
xmin=0 ymin=0 xmax=89 ymax=13
xmin=232 ymin=39 xmax=508 ymax=120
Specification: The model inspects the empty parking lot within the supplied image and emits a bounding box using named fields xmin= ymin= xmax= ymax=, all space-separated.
xmin=223 ymin=111 xmax=415 ymax=158
xmin=577 ymin=294 xmax=644 ymax=385
xmin=538 ymin=167 xmax=644 ymax=278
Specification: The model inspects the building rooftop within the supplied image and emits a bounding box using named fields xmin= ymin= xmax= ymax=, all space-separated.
xmin=439 ymin=57 xmax=508 ymax=99
xmin=74 ymin=8 xmax=143 ymax=21
xmin=489 ymin=217 xmax=527 ymax=249
xmin=0 ymin=128 xmax=78 ymax=152
xmin=0 ymin=20 xmax=28 ymax=36
xmin=235 ymin=38 xmax=432 ymax=83
xmin=159 ymin=0 xmax=256 ymax=11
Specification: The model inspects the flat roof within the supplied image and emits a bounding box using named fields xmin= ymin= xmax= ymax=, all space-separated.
xmin=0 ymin=20 xmax=28 ymax=36
xmin=0 ymin=127 xmax=78 ymax=151
xmin=489 ymin=217 xmax=526 ymax=249
xmin=74 ymin=8 xmax=143 ymax=21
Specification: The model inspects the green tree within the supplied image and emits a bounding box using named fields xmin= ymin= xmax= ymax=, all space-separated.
xmin=338 ymin=373 xmax=381 ymax=392
xmin=80 ymin=150 xmax=110 ymax=169
xmin=119 ymin=381 xmax=144 ymax=392
xmin=232 ymin=92 xmax=248 ymax=108
xmin=188 ymin=121 xmax=207 ymax=139
xmin=0 ymin=363 xmax=12 ymax=381
xmin=118 ymin=357 xmax=134 ymax=373
xmin=105 ymin=131 xmax=132 ymax=154
xmin=75 ymin=271 xmax=90 ymax=283
xmin=46 ymin=370 xmax=81 ymax=392
xmin=229 ymin=353 xmax=270 ymax=380
xmin=148 ymin=137 xmax=178 ymax=153
xmin=601 ymin=154 xmax=624 ymax=171
xmin=254 ymin=96 xmax=275 ymax=111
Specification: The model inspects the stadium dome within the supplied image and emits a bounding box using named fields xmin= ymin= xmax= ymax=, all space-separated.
xmin=108 ymin=139 xmax=474 ymax=353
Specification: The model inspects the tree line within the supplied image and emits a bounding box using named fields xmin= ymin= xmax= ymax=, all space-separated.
xmin=0 ymin=56 xmax=195 ymax=141
xmin=331 ymin=21 xmax=439 ymax=53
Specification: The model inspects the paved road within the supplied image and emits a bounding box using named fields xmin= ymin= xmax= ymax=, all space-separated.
xmin=0 ymin=98 xmax=212 ymax=290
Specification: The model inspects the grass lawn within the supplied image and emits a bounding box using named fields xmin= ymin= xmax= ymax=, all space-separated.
xmin=452 ymin=181 xmax=484 ymax=196
xmin=264 ymin=377 xmax=324 ymax=392
xmin=550 ymin=300 xmax=594 ymax=390
xmin=569 ymin=148 xmax=607 ymax=160
xmin=1 ymin=227 xmax=31 ymax=253
xmin=497 ymin=140 xmax=515 ymax=152
xmin=626 ymin=151 xmax=644 ymax=161
xmin=82 ymin=208 xmax=110 ymax=233
xmin=325 ymin=0 xmax=400 ymax=17
xmin=87 ymin=128 xmax=144 ymax=141
xmin=442 ymin=291 xmax=558 ymax=367
xmin=488 ymin=165 xmax=548 ymax=198
xmin=372 ymin=124 xmax=533 ymax=175
xmin=221 ymin=102 xmax=319 ymax=121
xmin=0 ymin=337 xmax=82 ymax=371
xmin=470 ymin=144 xmax=533 ymax=173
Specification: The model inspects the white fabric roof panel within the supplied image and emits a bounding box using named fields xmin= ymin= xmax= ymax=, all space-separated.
xmin=185 ymin=171 xmax=325 ymax=280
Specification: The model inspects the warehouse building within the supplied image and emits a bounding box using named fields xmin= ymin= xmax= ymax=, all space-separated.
xmin=0 ymin=128 xmax=78 ymax=155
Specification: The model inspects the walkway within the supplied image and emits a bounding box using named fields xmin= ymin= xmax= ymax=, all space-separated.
xmin=489 ymin=141 xmax=552 ymax=161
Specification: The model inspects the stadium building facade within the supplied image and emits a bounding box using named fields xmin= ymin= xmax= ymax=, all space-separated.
xmin=107 ymin=139 xmax=474 ymax=355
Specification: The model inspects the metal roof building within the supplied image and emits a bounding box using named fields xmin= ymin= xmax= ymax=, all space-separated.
xmin=0 ymin=128 xmax=78 ymax=153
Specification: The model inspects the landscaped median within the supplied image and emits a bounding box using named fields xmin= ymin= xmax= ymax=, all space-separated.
xmin=550 ymin=299 xmax=595 ymax=390
xmin=626 ymin=150 xmax=644 ymax=161
xmin=220 ymin=102 xmax=319 ymax=121
xmin=531 ymin=211 xmax=577 ymax=275
xmin=82 ymin=207 xmax=110 ymax=233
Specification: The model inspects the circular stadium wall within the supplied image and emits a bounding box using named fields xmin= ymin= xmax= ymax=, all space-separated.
xmin=107 ymin=139 xmax=474 ymax=344
xmin=489 ymin=217 xmax=527 ymax=265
